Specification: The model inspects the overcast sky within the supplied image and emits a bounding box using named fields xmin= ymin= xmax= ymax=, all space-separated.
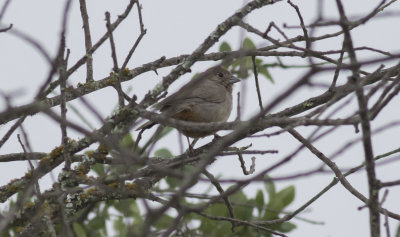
xmin=1 ymin=0 xmax=400 ymax=236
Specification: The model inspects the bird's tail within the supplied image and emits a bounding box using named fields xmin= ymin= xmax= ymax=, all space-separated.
xmin=136 ymin=120 xmax=156 ymax=131
xmin=139 ymin=125 xmax=165 ymax=154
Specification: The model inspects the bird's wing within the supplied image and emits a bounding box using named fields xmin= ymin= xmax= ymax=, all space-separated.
xmin=156 ymin=80 xmax=226 ymax=112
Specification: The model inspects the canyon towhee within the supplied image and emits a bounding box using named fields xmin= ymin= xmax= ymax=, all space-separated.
xmin=138 ymin=66 xmax=240 ymax=139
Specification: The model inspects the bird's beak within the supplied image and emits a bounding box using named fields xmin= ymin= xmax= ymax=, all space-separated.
xmin=229 ymin=75 xmax=240 ymax=84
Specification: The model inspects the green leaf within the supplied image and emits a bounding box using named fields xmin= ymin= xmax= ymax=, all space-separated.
xmin=166 ymin=165 xmax=198 ymax=189
xmin=231 ymin=58 xmax=242 ymax=69
xmin=205 ymin=203 xmax=227 ymax=217
xmin=263 ymin=232 xmax=272 ymax=237
xmin=243 ymin=37 xmax=256 ymax=50
xmin=276 ymin=56 xmax=288 ymax=69
xmin=113 ymin=217 xmax=127 ymax=237
xmin=219 ymin=41 xmax=232 ymax=52
xmin=238 ymin=61 xmax=250 ymax=79
xmin=258 ymin=65 xmax=274 ymax=83
xmin=395 ymin=223 xmax=400 ymax=237
xmin=122 ymin=199 xmax=134 ymax=216
xmin=263 ymin=185 xmax=295 ymax=221
xmin=264 ymin=177 xmax=276 ymax=201
xmin=88 ymin=216 xmax=106 ymax=230
xmin=129 ymin=200 xmax=141 ymax=219
xmin=121 ymin=133 xmax=134 ymax=148
xmin=132 ymin=213 xmax=144 ymax=228
xmin=160 ymin=126 xmax=173 ymax=138
xmin=73 ymin=222 xmax=87 ymax=237
xmin=215 ymin=222 xmax=232 ymax=237
xmin=101 ymin=201 xmax=112 ymax=220
xmin=154 ymin=215 xmax=174 ymax=230
xmin=233 ymin=225 xmax=256 ymax=237
xmin=278 ymin=222 xmax=297 ymax=233
xmin=230 ymin=190 xmax=253 ymax=220
xmin=54 ymin=224 xmax=62 ymax=236
xmin=199 ymin=217 xmax=215 ymax=233
xmin=113 ymin=200 xmax=123 ymax=213
xmin=112 ymin=201 xmax=142 ymax=235
xmin=154 ymin=148 xmax=173 ymax=158
xmin=166 ymin=176 xmax=180 ymax=189
xmin=276 ymin=185 xmax=295 ymax=208
xmin=255 ymin=189 xmax=265 ymax=214
xmin=114 ymin=199 xmax=139 ymax=217
xmin=92 ymin=163 xmax=105 ymax=177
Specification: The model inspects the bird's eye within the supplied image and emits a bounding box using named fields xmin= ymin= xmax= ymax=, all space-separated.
xmin=217 ymin=72 xmax=224 ymax=78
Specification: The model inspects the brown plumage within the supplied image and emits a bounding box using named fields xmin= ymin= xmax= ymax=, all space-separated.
xmin=138 ymin=66 xmax=240 ymax=138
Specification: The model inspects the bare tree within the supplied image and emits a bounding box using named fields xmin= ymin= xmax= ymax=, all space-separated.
xmin=0 ymin=0 xmax=400 ymax=236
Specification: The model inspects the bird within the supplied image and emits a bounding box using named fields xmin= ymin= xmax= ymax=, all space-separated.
xmin=137 ymin=66 xmax=240 ymax=150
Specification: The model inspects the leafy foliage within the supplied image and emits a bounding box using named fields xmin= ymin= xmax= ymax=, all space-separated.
xmin=4 ymin=144 xmax=295 ymax=237
xmin=220 ymin=37 xmax=274 ymax=82
xmin=49 ymin=149 xmax=296 ymax=237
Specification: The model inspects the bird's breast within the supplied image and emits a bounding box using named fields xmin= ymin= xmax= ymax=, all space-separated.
xmin=177 ymin=96 xmax=232 ymax=123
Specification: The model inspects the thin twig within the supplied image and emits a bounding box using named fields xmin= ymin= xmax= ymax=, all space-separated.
xmin=251 ymin=56 xmax=263 ymax=111
xmin=287 ymin=0 xmax=310 ymax=50
xmin=105 ymin=12 xmax=119 ymax=72
xmin=0 ymin=0 xmax=12 ymax=20
xmin=329 ymin=42 xmax=345 ymax=90
xmin=121 ymin=0 xmax=147 ymax=69
xmin=202 ymin=170 xmax=236 ymax=229
xmin=79 ymin=0 xmax=94 ymax=82
xmin=105 ymin=12 xmax=125 ymax=107
xmin=237 ymin=151 xmax=256 ymax=175
xmin=60 ymin=44 xmax=71 ymax=170
xmin=235 ymin=91 xmax=241 ymax=121
xmin=264 ymin=21 xmax=290 ymax=42
xmin=0 ymin=116 xmax=25 ymax=148
xmin=67 ymin=0 xmax=136 ymax=76
xmin=17 ymin=131 xmax=41 ymax=199
xmin=336 ymin=1 xmax=380 ymax=235
xmin=0 ymin=23 xmax=12 ymax=33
